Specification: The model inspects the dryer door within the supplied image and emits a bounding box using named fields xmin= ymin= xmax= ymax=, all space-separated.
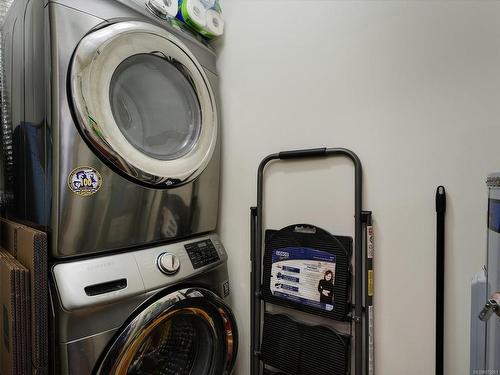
xmin=93 ymin=287 xmax=238 ymax=375
xmin=70 ymin=21 xmax=217 ymax=188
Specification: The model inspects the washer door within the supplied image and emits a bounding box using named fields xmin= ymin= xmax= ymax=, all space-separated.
xmin=94 ymin=287 xmax=238 ymax=375
xmin=70 ymin=21 xmax=217 ymax=188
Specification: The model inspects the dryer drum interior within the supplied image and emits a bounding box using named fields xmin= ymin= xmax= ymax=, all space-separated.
xmin=94 ymin=287 xmax=238 ymax=375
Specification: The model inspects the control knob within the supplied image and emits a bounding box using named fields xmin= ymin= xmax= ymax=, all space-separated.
xmin=157 ymin=253 xmax=180 ymax=275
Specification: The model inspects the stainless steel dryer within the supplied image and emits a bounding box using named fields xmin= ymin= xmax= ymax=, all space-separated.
xmin=1 ymin=0 xmax=221 ymax=258
xmin=51 ymin=233 xmax=238 ymax=374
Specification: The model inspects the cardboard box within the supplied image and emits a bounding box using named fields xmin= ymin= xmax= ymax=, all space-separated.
xmin=14 ymin=225 xmax=47 ymax=370
xmin=0 ymin=222 xmax=21 ymax=257
xmin=0 ymin=250 xmax=17 ymax=375
xmin=0 ymin=219 xmax=48 ymax=374
xmin=0 ymin=250 xmax=30 ymax=375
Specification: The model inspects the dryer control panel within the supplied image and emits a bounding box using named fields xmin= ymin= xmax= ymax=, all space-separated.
xmin=52 ymin=233 xmax=227 ymax=311
xmin=185 ymin=239 xmax=220 ymax=269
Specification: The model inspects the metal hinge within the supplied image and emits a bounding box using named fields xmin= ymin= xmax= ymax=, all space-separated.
xmin=479 ymin=299 xmax=500 ymax=322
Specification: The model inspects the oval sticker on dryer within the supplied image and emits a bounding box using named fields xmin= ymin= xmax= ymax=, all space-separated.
xmin=67 ymin=167 xmax=102 ymax=196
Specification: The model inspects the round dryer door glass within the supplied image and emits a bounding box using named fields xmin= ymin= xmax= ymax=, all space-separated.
xmin=94 ymin=288 xmax=238 ymax=375
xmin=110 ymin=54 xmax=201 ymax=161
xmin=70 ymin=21 xmax=218 ymax=188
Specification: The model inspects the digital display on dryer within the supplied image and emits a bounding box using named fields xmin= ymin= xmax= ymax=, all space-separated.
xmin=185 ymin=240 xmax=220 ymax=269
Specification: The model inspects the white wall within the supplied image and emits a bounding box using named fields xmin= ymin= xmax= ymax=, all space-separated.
xmin=216 ymin=1 xmax=500 ymax=374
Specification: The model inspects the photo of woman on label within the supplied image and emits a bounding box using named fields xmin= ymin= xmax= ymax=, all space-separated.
xmin=318 ymin=270 xmax=334 ymax=304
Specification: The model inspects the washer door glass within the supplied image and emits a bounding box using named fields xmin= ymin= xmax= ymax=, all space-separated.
xmin=70 ymin=21 xmax=217 ymax=188
xmin=94 ymin=288 xmax=238 ymax=375
xmin=126 ymin=312 xmax=214 ymax=374
xmin=110 ymin=53 xmax=201 ymax=161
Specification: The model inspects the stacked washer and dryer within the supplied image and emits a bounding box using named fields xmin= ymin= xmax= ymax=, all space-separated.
xmin=1 ymin=0 xmax=237 ymax=374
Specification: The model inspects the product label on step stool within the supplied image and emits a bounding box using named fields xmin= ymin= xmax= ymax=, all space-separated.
xmin=270 ymin=247 xmax=336 ymax=311
xmin=367 ymin=225 xmax=374 ymax=259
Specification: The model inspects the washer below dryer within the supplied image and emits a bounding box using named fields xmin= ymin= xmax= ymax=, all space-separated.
xmin=51 ymin=234 xmax=238 ymax=374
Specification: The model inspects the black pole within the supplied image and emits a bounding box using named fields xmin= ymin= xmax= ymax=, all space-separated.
xmin=435 ymin=186 xmax=446 ymax=375
xmin=250 ymin=206 xmax=259 ymax=375
xmin=253 ymin=153 xmax=278 ymax=375
xmin=362 ymin=211 xmax=374 ymax=375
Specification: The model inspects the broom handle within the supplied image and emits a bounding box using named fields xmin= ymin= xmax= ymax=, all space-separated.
xmin=435 ymin=186 xmax=446 ymax=375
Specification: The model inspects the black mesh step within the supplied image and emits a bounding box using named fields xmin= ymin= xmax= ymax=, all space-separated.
xmin=263 ymin=370 xmax=289 ymax=375
xmin=261 ymin=314 xmax=301 ymax=374
xmin=261 ymin=313 xmax=350 ymax=375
